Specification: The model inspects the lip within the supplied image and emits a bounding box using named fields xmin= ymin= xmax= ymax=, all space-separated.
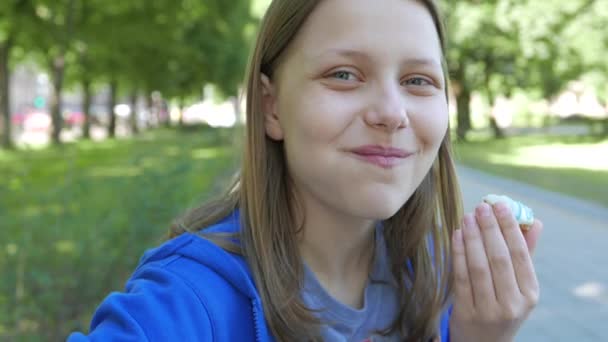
xmin=348 ymin=145 xmax=414 ymax=169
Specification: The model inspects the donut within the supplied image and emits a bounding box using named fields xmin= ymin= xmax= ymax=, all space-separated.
xmin=482 ymin=194 xmax=534 ymax=231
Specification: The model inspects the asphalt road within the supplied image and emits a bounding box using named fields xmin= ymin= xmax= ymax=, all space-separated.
xmin=458 ymin=166 xmax=608 ymax=341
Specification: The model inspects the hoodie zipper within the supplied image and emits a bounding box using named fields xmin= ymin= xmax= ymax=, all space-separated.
xmin=252 ymin=298 xmax=263 ymax=342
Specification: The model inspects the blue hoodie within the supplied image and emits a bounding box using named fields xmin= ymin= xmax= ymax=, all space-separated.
xmin=68 ymin=211 xmax=451 ymax=341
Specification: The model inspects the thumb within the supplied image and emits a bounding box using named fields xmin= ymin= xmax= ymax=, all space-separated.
xmin=523 ymin=219 xmax=543 ymax=256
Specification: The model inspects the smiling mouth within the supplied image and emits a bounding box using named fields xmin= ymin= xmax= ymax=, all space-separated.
xmin=349 ymin=145 xmax=415 ymax=169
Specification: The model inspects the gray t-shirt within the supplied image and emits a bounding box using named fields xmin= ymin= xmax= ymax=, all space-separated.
xmin=302 ymin=227 xmax=401 ymax=341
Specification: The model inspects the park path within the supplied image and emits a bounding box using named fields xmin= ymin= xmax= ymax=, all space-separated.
xmin=458 ymin=166 xmax=608 ymax=341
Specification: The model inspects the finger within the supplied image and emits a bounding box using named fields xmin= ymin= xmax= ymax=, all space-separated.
xmin=462 ymin=213 xmax=496 ymax=312
xmin=494 ymin=202 xmax=539 ymax=300
xmin=475 ymin=202 xmax=519 ymax=305
xmin=522 ymin=219 xmax=543 ymax=256
xmin=452 ymin=227 xmax=474 ymax=316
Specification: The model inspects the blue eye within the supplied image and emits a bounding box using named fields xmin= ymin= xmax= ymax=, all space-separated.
xmin=331 ymin=70 xmax=355 ymax=81
xmin=404 ymin=77 xmax=432 ymax=86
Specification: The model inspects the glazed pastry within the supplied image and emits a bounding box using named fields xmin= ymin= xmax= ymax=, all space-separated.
xmin=483 ymin=194 xmax=534 ymax=230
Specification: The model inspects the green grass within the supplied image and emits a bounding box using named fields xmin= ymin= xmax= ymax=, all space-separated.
xmin=3 ymin=128 xmax=605 ymax=340
xmin=453 ymin=135 xmax=608 ymax=207
xmin=0 ymin=126 xmax=239 ymax=341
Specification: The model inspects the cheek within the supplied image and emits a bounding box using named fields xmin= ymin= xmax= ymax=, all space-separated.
xmin=280 ymin=88 xmax=359 ymax=144
xmin=410 ymin=99 xmax=448 ymax=146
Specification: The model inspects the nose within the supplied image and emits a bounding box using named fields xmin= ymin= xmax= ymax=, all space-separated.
xmin=364 ymin=83 xmax=408 ymax=132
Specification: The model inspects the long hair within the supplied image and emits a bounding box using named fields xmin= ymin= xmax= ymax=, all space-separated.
xmin=170 ymin=0 xmax=462 ymax=340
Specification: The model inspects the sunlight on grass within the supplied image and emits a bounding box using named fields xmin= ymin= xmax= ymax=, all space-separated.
xmin=55 ymin=240 xmax=76 ymax=255
xmin=22 ymin=206 xmax=43 ymax=218
xmin=87 ymin=166 xmax=142 ymax=178
xmin=9 ymin=178 xmax=24 ymax=191
xmin=454 ymin=135 xmax=608 ymax=207
xmin=487 ymin=141 xmax=608 ymax=171
xmin=0 ymin=149 xmax=15 ymax=162
xmin=191 ymin=147 xmax=227 ymax=160
xmin=138 ymin=156 xmax=162 ymax=168
xmin=163 ymin=146 xmax=181 ymax=157
xmin=6 ymin=243 xmax=18 ymax=256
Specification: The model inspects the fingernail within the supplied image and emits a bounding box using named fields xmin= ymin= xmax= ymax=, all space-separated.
xmin=476 ymin=203 xmax=491 ymax=218
xmin=495 ymin=202 xmax=509 ymax=216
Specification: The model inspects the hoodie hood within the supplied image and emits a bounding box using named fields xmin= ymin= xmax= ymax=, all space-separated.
xmin=136 ymin=210 xmax=274 ymax=341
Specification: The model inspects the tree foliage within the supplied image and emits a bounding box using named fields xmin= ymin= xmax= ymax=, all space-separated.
xmin=1 ymin=0 xmax=255 ymax=145
xmin=443 ymin=0 xmax=606 ymax=140
xmin=1 ymin=0 xmax=606 ymax=146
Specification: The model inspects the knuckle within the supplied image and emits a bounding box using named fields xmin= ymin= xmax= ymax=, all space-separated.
xmin=483 ymin=311 xmax=500 ymax=323
xmin=464 ymin=228 xmax=480 ymax=242
xmin=511 ymin=247 xmax=530 ymax=265
xmin=454 ymin=307 xmax=475 ymax=322
xmin=524 ymin=288 xmax=540 ymax=308
xmin=489 ymin=253 xmax=511 ymax=273
xmin=455 ymin=270 xmax=469 ymax=284
xmin=500 ymin=303 xmax=520 ymax=321
xmin=468 ymin=263 xmax=488 ymax=279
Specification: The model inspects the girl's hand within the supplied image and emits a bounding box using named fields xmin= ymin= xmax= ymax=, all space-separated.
xmin=449 ymin=201 xmax=543 ymax=342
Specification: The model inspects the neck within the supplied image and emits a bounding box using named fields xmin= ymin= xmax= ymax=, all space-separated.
xmin=297 ymin=198 xmax=377 ymax=308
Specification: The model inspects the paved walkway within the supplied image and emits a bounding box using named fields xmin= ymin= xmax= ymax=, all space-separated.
xmin=458 ymin=166 xmax=608 ymax=341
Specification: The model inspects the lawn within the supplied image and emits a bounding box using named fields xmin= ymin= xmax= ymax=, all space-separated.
xmin=0 ymin=126 xmax=239 ymax=340
xmin=2 ymin=127 xmax=605 ymax=340
xmin=453 ymin=134 xmax=608 ymax=208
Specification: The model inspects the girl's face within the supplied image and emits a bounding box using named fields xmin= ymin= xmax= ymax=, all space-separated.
xmin=263 ymin=0 xmax=448 ymax=222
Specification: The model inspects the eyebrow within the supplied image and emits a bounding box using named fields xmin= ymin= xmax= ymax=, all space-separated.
xmin=312 ymin=48 xmax=442 ymax=68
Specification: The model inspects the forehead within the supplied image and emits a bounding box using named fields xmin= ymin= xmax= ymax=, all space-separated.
xmin=289 ymin=0 xmax=442 ymax=65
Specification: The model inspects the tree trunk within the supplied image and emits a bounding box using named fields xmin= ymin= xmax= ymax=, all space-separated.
xmin=178 ymin=97 xmax=185 ymax=127
xmin=0 ymin=38 xmax=13 ymax=149
xmin=456 ymin=87 xmax=472 ymax=141
xmin=82 ymin=77 xmax=92 ymax=139
xmin=129 ymin=90 xmax=138 ymax=135
xmin=50 ymin=56 xmax=66 ymax=145
xmin=50 ymin=0 xmax=76 ymax=145
xmin=486 ymin=91 xmax=504 ymax=139
xmin=489 ymin=113 xmax=505 ymax=139
xmin=107 ymin=79 xmax=117 ymax=138
xmin=145 ymin=92 xmax=155 ymax=127
xmin=453 ymin=64 xmax=472 ymax=141
xmin=483 ymin=60 xmax=505 ymax=139
xmin=79 ymin=45 xmax=92 ymax=140
xmin=163 ymin=100 xmax=170 ymax=128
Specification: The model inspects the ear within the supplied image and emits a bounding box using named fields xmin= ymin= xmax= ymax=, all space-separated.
xmin=261 ymin=73 xmax=284 ymax=141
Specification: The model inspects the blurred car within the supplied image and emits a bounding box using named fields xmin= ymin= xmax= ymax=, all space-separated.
xmin=23 ymin=111 xmax=51 ymax=132
xmin=11 ymin=112 xmax=27 ymax=126
xmin=64 ymin=111 xmax=85 ymax=127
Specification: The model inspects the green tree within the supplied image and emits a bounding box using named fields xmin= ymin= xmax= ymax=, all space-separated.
xmin=0 ymin=0 xmax=35 ymax=149
xmin=25 ymin=0 xmax=79 ymax=145
xmin=0 ymin=24 xmax=13 ymax=149
xmin=443 ymin=0 xmax=597 ymax=140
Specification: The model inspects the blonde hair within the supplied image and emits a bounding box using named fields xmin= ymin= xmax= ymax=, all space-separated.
xmin=170 ymin=0 xmax=462 ymax=340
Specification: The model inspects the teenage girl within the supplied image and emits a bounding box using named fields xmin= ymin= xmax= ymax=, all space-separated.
xmin=69 ymin=0 xmax=543 ymax=341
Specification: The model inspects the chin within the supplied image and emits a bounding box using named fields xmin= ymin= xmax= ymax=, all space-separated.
xmin=353 ymin=199 xmax=405 ymax=221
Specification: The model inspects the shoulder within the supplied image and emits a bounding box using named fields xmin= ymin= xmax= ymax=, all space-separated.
xmin=67 ymin=243 xmax=216 ymax=341
xmin=68 ymin=230 xmax=258 ymax=341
